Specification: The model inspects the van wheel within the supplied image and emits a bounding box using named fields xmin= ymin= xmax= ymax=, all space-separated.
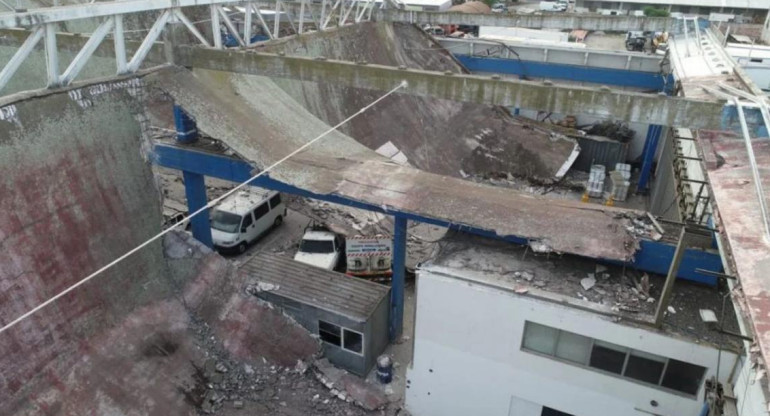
xmin=237 ymin=242 xmax=247 ymax=254
xmin=274 ymin=216 xmax=283 ymax=227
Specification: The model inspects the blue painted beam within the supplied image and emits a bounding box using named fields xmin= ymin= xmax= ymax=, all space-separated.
xmin=390 ymin=215 xmax=407 ymax=342
xmin=182 ymin=171 xmax=213 ymax=248
xmin=173 ymin=105 xmax=199 ymax=144
xmin=151 ymin=144 xmax=721 ymax=285
xmin=637 ymin=124 xmax=663 ymax=192
xmin=455 ymin=55 xmax=673 ymax=91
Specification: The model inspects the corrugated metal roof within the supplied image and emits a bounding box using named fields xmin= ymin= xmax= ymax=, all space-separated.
xmin=240 ymin=253 xmax=391 ymax=321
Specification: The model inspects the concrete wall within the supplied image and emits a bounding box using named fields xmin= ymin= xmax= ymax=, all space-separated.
xmin=405 ymin=269 xmax=737 ymax=416
xmin=0 ymin=81 xmax=173 ymax=407
xmin=649 ymin=129 xmax=681 ymax=220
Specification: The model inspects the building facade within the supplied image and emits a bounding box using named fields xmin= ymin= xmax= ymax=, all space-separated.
xmin=576 ymin=1 xmax=768 ymax=22
xmin=406 ymin=265 xmax=742 ymax=416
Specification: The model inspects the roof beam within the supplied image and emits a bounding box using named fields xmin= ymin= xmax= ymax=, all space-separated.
xmin=374 ymin=9 xmax=676 ymax=31
xmin=175 ymin=46 xmax=725 ymax=128
xmin=0 ymin=0 xmax=676 ymax=32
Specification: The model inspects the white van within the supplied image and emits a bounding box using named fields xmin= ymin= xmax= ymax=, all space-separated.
xmin=210 ymin=188 xmax=286 ymax=253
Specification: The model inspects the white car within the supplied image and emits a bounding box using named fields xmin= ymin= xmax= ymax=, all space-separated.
xmin=294 ymin=226 xmax=344 ymax=271
xmin=491 ymin=3 xmax=506 ymax=13
xmin=210 ymin=189 xmax=286 ymax=254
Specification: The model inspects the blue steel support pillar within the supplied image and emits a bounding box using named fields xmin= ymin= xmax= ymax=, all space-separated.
xmin=183 ymin=171 xmax=213 ymax=248
xmin=389 ymin=215 xmax=407 ymax=342
xmin=173 ymin=105 xmax=198 ymax=143
xmin=637 ymin=124 xmax=663 ymax=192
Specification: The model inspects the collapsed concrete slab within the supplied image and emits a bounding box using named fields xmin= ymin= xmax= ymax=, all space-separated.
xmin=254 ymin=22 xmax=579 ymax=183
xmin=149 ymin=68 xmax=647 ymax=261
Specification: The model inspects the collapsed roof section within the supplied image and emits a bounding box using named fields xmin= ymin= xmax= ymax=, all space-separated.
xmin=149 ymin=68 xmax=644 ymax=261
xmin=253 ymin=22 xmax=579 ymax=183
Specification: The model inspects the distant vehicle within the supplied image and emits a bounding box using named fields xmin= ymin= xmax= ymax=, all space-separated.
xmin=491 ymin=3 xmax=506 ymax=13
xmin=346 ymin=236 xmax=393 ymax=278
xmin=625 ymin=31 xmax=648 ymax=52
xmin=210 ymin=189 xmax=286 ymax=254
xmin=539 ymin=1 xmax=566 ymax=12
xmin=294 ymin=224 xmax=345 ymax=271
xmin=423 ymin=26 xmax=445 ymax=36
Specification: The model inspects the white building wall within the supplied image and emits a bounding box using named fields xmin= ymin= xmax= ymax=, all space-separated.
xmin=406 ymin=269 xmax=738 ymax=416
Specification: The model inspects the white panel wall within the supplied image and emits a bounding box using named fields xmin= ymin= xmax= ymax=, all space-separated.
xmin=405 ymin=269 xmax=738 ymax=416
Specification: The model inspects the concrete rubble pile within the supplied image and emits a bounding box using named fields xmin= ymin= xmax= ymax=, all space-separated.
xmin=255 ymin=22 xmax=581 ymax=185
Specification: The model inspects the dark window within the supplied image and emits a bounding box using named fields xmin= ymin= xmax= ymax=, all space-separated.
xmin=624 ymin=351 xmax=666 ymax=384
xmin=542 ymin=407 xmax=575 ymax=416
xmin=269 ymin=194 xmax=282 ymax=209
xmin=589 ymin=341 xmax=627 ymax=374
xmin=299 ymin=239 xmax=336 ymax=254
xmin=318 ymin=321 xmax=341 ymax=346
xmin=343 ymin=329 xmax=363 ymax=354
xmin=253 ymin=203 xmax=269 ymax=220
xmin=241 ymin=213 xmax=253 ymax=228
xmin=661 ymin=359 xmax=706 ymax=395
xmin=751 ymin=58 xmax=764 ymax=63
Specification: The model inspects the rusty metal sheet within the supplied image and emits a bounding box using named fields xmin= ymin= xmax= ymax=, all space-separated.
xmin=698 ymin=130 xmax=770 ymax=366
xmin=148 ymin=68 xmax=644 ymax=261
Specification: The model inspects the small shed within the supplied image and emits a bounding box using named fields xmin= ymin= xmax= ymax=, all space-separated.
xmin=241 ymin=253 xmax=391 ymax=376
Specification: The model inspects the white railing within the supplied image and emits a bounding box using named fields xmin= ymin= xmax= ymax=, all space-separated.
xmin=0 ymin=0 xmax=377 ymax=92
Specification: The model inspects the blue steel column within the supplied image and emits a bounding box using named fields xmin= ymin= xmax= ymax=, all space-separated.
xmin=389 ymin=215 xmax=407 ymax=342
xmin=174 ymin=104 xmax=211 ymax=247
xmin=637 ymin=124 xmax=663 ymax=192
xmin=183 ymin=171 xmax=213 ymax=248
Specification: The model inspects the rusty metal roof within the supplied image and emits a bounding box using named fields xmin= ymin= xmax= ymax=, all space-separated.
xmin=698 ymin=130 xmax=770 ymax=365
xmin=240 ymin=253 xmax=390 ymax=321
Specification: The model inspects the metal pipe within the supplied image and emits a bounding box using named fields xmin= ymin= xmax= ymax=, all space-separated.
xmin=734 ymin=100 xmax=770 ymax=241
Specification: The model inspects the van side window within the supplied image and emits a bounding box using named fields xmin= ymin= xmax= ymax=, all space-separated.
xmin=241 ymin=213 xmax=253 ymax=228
xmin=269 ymin=194 xmax=282 ymax=209
xmin=253 ymin=203 xmax=270 ymax=220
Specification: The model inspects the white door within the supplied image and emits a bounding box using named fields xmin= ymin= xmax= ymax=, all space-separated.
xmin=241 ymin=212 xmax=258 ymax=243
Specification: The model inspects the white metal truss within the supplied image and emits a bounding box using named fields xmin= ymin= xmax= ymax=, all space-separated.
xmin=0 ymin=0 xmax=378 ymax=92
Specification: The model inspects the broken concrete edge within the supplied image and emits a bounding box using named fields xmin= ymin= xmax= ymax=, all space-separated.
xmin=313 ymin=358 xmax=391 ymax=411
xmin=174 ymin=46 xmax=728 ymax=128
xmin=243 ymin=161 xmax=647 ymax=262
xmin=0 ymin=65 xmax=168 ymax=107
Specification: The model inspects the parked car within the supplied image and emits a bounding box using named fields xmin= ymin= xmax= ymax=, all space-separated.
xmin=294 ymin=224 xmax=345 ymax=271
xmin=491 ymin=3 xmax=507 ymax=13
xmin=210 ymin=188 xmax=286 ymax=254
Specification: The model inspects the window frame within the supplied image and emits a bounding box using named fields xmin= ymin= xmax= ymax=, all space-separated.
xmin=317 ymin=320 xmax=365 ymax=356
xmin=520 ymin=321 xmax=706 ymax=398
xmin=342 ymin=328 xmax=365 ymax=356
xmin=318 ymin=320 xmax=342 ymax=347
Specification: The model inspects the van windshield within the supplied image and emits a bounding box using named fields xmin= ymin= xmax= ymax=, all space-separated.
xmin=300 ymin=239 xmax=335 ymax=253
xmin=210 ymin=211 xmax=242 ymax=233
